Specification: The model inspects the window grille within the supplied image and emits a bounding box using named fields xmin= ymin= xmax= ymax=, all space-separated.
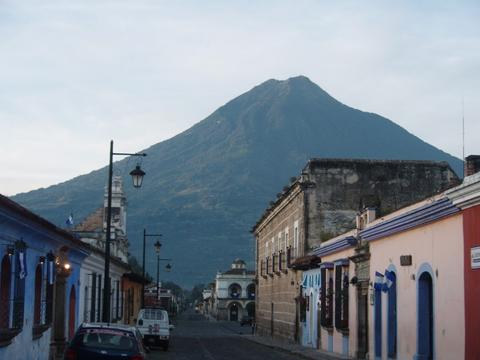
xmin=96 ymin=274 xmax=102 ymax=322
xmin=12 ymin=242 xmax=27 ymax=330
xmin=33 ymin=264 xmax=42 ymax=326
xmin=90 ymin=273 xmax=97 ymax=323
xmin=320 ymin=268 xmax=334 ymax=328
xmin=0 ymin=254 xmax=12 ymax=329
xmin=334 ymin=265 xmax=349 ymax=330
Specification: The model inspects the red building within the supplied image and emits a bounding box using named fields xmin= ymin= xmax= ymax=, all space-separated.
xmin=447 ymin=156 xmax=480 ymax=360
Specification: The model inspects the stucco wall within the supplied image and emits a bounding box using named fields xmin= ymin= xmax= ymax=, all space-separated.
xmin=368 ymin=214 xmax=464 ymax=360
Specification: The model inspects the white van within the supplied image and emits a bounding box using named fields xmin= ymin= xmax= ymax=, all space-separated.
xmin=136 ymin=308 xmax=173 ymax=351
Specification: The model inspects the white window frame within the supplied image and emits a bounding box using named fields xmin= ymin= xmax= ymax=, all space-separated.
xmin=294 ymin=220 xmax=299 ymax=257
xmin=284 ymin=227 xmax=289 ymax=253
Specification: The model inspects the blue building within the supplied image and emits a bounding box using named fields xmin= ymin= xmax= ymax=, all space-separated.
xmin=0 ymin=194 xmax=89 ymax=360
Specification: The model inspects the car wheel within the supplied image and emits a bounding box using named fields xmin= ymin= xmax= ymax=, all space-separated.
xmin=163 ymin=344 xmax=169 ymax=351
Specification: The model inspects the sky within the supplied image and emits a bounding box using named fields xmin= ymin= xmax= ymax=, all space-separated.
xmin=1 ymin=0 xmax=479 ymax=196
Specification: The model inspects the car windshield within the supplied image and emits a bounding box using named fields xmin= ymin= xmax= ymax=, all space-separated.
xmin=75 ymin=329 xmax=137 ymax=351
xmin=142 ymin=309 xmax=165 ymax=320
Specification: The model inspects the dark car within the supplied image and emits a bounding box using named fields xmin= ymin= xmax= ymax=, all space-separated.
xmin=240 ymin=315 xmax=253 ymax=326
xmin=64 ymin=323 xmax=149 ymax=360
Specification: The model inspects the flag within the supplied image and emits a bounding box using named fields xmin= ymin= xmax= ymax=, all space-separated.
xmin=18 ymin=251 xmax=27 ymax=279
xmin=382 ymin=270 xmax=395 ymax=292
xmin=374 ymin=271 xmax=384 ymax=291
xmin=66 ymin=213 xmax=74 ymax=226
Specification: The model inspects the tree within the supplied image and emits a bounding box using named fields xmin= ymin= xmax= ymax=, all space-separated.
xmin=127 ymin=255 xmax=153 ymax=282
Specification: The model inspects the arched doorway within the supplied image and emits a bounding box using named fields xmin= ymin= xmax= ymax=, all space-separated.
xmin=417 ymin=272 xmax=434 ymax=360
xmin=229 ymin=302 xmax=241 ymax=321
xmin=68 ymin=285 xmax=76 ymax=340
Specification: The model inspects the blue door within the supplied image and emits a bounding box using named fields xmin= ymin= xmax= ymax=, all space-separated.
xmin=374 ymin=288 xmax=382 ymax=359
xmin=417 ymin=272 xmax=433 ymax=360
xmin=387 ymin=273 xmax=397 ymax=358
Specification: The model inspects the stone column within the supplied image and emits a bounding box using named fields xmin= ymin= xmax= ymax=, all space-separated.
xmin=350 ymin=243 xmax=371 ymax=360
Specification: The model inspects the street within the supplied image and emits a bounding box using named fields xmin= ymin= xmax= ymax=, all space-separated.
xmin=147 ymin=311 xmax=303 ymax=360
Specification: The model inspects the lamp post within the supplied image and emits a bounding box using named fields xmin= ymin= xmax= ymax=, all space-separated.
xmin=102 ymin=140 xmax=146 ymax=323
xmin=153 ymin=240 xmax=172 ymax=305
xmin=142 ymin=230 xmax=162 ymax=308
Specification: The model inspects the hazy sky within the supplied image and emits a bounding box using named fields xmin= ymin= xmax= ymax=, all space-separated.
xmin=1 ymin=0 xmax=479 ymax=196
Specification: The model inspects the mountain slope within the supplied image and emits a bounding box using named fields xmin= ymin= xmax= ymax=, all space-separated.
xmin=12 ymin=76 xmax=462 ymax=287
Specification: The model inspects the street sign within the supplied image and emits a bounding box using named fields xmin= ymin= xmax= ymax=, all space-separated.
xmin=471 ymin=246 xmax=480 ymax=269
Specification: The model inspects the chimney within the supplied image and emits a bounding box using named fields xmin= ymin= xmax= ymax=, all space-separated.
xmin=465 ymin=155 xmax=480 ymax=177
xmin=356 ymin=207 xmax=377 ymax=230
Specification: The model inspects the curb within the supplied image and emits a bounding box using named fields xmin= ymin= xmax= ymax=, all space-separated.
xmin=241 ymin=335 xmax=350 ymax=360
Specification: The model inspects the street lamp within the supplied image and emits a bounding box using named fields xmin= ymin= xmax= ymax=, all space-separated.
xmin=152 ymin=240 xmax=172 ymax=305
xmin=102 ymin=140 xmax=146 ymax=323
xmin=142 ymin=230 xmax=162 ymax=308
xmin=154 ymin=240 xmax=162 ymax=301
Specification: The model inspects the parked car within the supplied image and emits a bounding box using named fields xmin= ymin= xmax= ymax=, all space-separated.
xmin=240 ymin=315 xmax=253 ymax=326
xmin=136 ymin=308 xmax=174 ymax=351
xmin=64 ymin=322 xmax=149 ymax=360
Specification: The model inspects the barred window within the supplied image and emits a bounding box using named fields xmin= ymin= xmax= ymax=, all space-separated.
xmin=44 ymin=252 xmax=55 ymax=325
xmin=334 ymin=265 xmax=349 ymax=330
xmin=96 ymin=274 xmax=102 ymax=322
xmin=12 ymin=243 xmax=27 ymax=330
xmin=33 ymin=264 xmax=42 ymax=326
xmin=0 ymin=254 xmax=12 ymax=329
xmin=83 ymin=286 xmax=89 ymax=322
xmin=320 ymin=267 xmax=334 ymax=328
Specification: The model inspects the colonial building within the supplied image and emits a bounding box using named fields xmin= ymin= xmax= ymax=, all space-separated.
xmin=253 ymin=158 xmax=459 ymax=343
xmin=74 ymin=176 xmax=145 ymax=327
xmin=0 ymin=194 xmax=89 ymax=360
xmin=211 ymin=259 xmax=255 ymax=321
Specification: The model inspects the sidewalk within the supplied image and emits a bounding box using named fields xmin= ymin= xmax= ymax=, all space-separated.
xmin=242 ymin=334 xmax=351 ymax=360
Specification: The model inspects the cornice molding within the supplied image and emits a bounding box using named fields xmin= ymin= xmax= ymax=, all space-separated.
xmin=446 ymin=174 xmax=480 ymax=209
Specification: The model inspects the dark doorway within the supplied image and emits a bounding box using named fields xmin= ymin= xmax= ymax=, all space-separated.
xmin=357 ymin=284 xmax=369 ymax=359
xmin=68 ymin=285 xmax=76 ymax=340
xmin=246 ymin=302 xmax=255 ymax=317
xmin=229 ymin=303 xmax=239 ymax=321
xmin=417 ymin=272 xmax=433 ymax=360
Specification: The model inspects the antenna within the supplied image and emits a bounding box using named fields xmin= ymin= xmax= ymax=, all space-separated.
xmin=462 ymin=97 xmax=465 ymax=177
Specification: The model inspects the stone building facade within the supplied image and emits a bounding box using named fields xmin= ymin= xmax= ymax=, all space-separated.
xmin=252 ymin=158 xmax=459 ymax=343
xmin=212 ymin=259 xmax=255 ymax=321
